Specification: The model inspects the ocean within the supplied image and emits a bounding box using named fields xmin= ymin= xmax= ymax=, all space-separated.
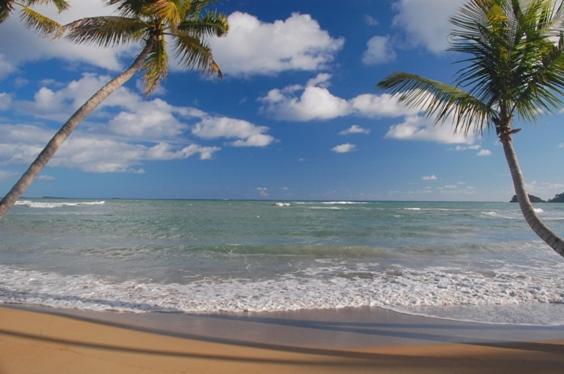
xmin=1 ymin=199 xmax=563 ymax=325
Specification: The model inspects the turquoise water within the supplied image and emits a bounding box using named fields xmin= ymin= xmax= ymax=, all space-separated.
xmin=1 ymin=199 xmax=564 ymax=324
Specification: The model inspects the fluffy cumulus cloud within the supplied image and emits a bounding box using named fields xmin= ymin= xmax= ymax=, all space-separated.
xmin=192 ymin=117 xmax=275 ymax=147
xmin=18 ymin=74 xmax=141 ymax=121
xmin=260 ymin=73 xmax=414 ymax=121
xmin=332 ymin=143 xmax=356 ymax=154
xmin=393 ymin=0 xmax=465 ymax=53
xmin=108 ymin=99 xmax=187 ymax=140
xmin=209 ymin=12 xmax=344 ymax=76
xmin=0 ymin=124 xmax=219 ymax=173
xmin=362 ymin=35 xmax=396 ymax=65
xmin=340 ymin=125 xmax=370 ymax=135
xmin=0 ymin=73 xmax=274 ymax=173
xmin=385 ymin=115 xmax=474 ymax=144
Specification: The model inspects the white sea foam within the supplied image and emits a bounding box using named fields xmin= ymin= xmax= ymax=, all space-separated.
xmin=1 ymin=262 xmax=563 ymax=325
xmin=403 ymin=207 xmax=421 ymax=211
xmin=274 ymin=202 xmax=291 ymax=207
xmin=15 ymin=200 xmax=105 ymax=209
xmin=534 ymin=208 xmax=544 ymax=214
xmin=321 ymin=201 xmax=365 ymax=205
xmin=482 ymin=211 xmax=498 ymax=217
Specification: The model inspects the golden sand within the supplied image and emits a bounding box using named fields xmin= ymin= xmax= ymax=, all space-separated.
xmin=1 ymin=307 xmax=563 ymax=373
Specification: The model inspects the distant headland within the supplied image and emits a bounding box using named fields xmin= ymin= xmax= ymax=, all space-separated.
xmin=510 ymin=193 xmax=564 ymax=203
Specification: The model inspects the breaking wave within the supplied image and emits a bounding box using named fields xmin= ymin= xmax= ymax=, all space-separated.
xmin=15 ymin=200 xmax=106 ymax=209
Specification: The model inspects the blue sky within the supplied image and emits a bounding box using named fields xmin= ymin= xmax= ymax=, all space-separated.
xmin=0 ymin=0 xmax=562 ymax=201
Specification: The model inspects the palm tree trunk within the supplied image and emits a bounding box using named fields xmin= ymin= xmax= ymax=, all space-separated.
xmin=501 ymin=135 xmax=564 ymax=258
xmin=0 ymin=40 xmax=154 ymax=219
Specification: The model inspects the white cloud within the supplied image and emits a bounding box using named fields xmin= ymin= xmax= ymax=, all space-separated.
xmin=0 ymin=71 xmax=275 ymax=173
xmin=14 ymin=72 xmax=274 ymax=148
xmin=332 ymin=143 xmax=356 ymax=154
xmin=422 ymin=175 xmax=438 ymax=181
xmin=393 ymin=0 xmax=465 ymax=53
xmin=0 ymin=55 xmax=15 ymax=80
xmin=209 ymin=12 xmax=344 ymax=76
xmin=455 ymin=145 xmax=481 ymax=151
xmin=349 ymin=93 xmax=414 ymax=117
xmin=0 ymin=0 xmax=133 ymax=71
xmin=260 ymin=74 xmax=413 ymax=121
xmin=37 ymin=174 xmax=55 ymax=181
xmin=364 ymin=15 xmax=379 ymax=26
xmin=0 ymin=124 xmax=219 ymax=173
xmin=256 ymin=187 xmax=269 ymax=197
xmin=0 ymin=93 xmax=11 ymax=110
xmin=340 ymin=125 xmax=370 ymax=135
xmin=454 ymin=144 xmax=493 ymax=157
xmin=19 ymin=73 xmax=141 ymax=121
xmin=192 ymin=117 xmax=275 ymax=148
xmin=362 ymin=35 xmax=396 ymax=65
xmin=108 ymin=99 xmax=187 ymax=140
xmin=477 ymin=148 xmax=492 ymax=157
xmin=559 ymin=143 xmax=564 ymax=149
xmin=386 ymin=115 xmax=474 ymax=144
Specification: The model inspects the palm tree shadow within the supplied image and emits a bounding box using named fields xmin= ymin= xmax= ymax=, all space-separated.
xmin=6 ymin=303 xmax=564 ymax=358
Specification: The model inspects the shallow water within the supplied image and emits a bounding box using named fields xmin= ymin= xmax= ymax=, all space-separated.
xmin=1 ymin=199 xmax=563 ymax=325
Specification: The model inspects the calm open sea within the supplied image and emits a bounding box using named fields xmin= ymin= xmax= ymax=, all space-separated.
xmin=1 ymin=199 xmax=563 ymax=325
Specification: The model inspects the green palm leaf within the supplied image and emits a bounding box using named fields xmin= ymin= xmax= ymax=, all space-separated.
xmin=378 ymin=73 xmax=493 ymax=134
xmin=143 ymin=0 xmax=180 ymax=29
xmin=66 ymin=16 xmax=148 ymax=47
xmin=26 ymin=0 xmax=69 ymax=12
xmin=179 ymin=10 xmax=228 ymax=37
xmin=20 ymin=5 xmax=64 ymax=37
xmin=105 ymin=0 xmax=150 ymax=17
xmin=174 ymin=31 xmax=222 ymax=77
xmin=0 ymin=0 xmax=16 ymax=22
xmin=143 ymin=36 xmax=168 ymax=94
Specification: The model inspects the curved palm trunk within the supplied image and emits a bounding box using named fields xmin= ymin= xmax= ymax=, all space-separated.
xmin=501 ymin=136 xmax=564 ymax=258
xmin=0 ymin=40 xmax=154 ymax=219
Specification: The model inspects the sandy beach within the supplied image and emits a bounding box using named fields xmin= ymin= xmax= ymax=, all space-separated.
xmin=1 ymin=306 xmax=564 ymax=373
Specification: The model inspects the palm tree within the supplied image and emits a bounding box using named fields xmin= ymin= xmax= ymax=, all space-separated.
xmin=0 ymin=0 xmax=228 ymax=218
xmin=1 ymin=0 xmax=68 ymax=32
xmin=378 ymin=0 xmax=564 ymax=258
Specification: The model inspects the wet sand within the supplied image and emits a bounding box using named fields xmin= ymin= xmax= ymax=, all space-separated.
xmin=1 ymin=306 xmax=564 ymax=373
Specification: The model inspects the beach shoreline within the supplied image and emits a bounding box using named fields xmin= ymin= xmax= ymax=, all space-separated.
xmin=1 ymin=305 xmax=564 ymax=373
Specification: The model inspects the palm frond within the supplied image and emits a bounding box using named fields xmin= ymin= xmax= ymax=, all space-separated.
xmin=378 ymin=73 xmax=493 ymax=134
xmin=25 ymin=0 xmax=69 ymax=12
xmin=179 ymin=10 xmax=228 ymax=37
xmin=0 ymin=0 xmax=16 ymax=23
xmin=105 ymin=0 xmax=150 ymax=17
xmin=20 ymin=5 xmax=64 ymax=38
xmin=66 ymin=16 xmax=148 ymax=47
xmin=143 ymin=37 xmax=168 ymax=94
xmin=511 ymin=30 xmax=564 ymax=120
xmin=174 ymin=31 xmax=222 ymax=77
xmin=143 ymin=0 xmax=180 ymax=29
xmin=188 ymin=0 xmax=217 ymax=18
